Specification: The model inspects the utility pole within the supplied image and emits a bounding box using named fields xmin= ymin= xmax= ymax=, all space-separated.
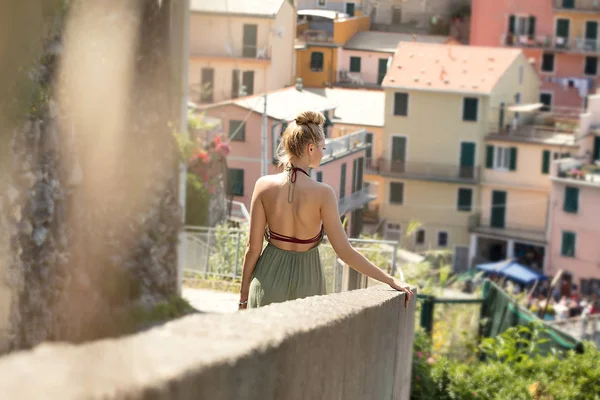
xmin=261 ymin=93 xmax=268 ymax=176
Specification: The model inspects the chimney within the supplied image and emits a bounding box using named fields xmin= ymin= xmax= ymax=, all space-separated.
xmin=295 ymin=77 xmax=303 ymax=91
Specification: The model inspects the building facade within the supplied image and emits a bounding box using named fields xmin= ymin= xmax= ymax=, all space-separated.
xmin=470 ymin=0 xmax=600 ymax=110
xmin=373 ymin=42 xmax=539 ymax=271
xmin=545 ymin=94 xmax=600 ymax=289
xmin=189 ymin=0 xmax=296 ymax=103
xmin=195 ymin=85 xmax=375 ymax=237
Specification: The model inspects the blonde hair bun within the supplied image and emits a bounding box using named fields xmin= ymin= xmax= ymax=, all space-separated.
xmin=276 ymin=110 xmax=326 ymax=167
xmin=295 ymin=111 xmax=325 ymax=126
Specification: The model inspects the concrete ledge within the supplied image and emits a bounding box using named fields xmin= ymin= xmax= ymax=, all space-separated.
xmin=0 ymin=286 xmax=415 ymax=400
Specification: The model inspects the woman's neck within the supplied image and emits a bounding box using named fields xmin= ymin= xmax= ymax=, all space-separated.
xmin=290 ymin=159 xmax=310 ymax=172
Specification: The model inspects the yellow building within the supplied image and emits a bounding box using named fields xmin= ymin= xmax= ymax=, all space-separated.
xmin=295 ymin=10 xmax=369 ymax=88
xmin=189 ymin=0 xmax=296 ymax=103
xmin=374 ymin=42 xmax=540 ymax=271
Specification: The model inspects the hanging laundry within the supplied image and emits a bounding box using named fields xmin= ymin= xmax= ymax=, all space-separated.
xmin=542 ymin=76 xmax=594 ymax=97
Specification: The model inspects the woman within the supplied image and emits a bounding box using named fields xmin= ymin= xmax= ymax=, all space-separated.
xmin=238 ymin=111 xmax=413 ymax=310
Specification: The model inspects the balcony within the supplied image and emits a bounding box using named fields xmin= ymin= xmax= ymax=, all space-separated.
xmin=500 ymin=33 xmax=600 ymax=54
xmin=554 ymin=157 xmax=600 ymax=185
xmin=322 ymin=129 xmax=369 ymax=162
xmin=366 ymin=158 xmax=479 ymax=184
xmin=487 ymin=106 xmax=579 ymax=145
xmin=339 ymin=182 xmax=378 ymax=215
xmin=468 ymin=213 xmax=547 ymax=244
xmin=297 ymin=29 xmax=334 ymax=45
xmin=336 ymin=70 xmax=382 ymax=89
xmin=554 ymin=0 xmax=600 ymax=12
xmin=190 ymin=45 xmax=271 ymax=62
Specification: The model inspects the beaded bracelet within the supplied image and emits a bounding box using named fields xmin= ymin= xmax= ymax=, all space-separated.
xmin=238 ymin=300 xmax=248 ymax=306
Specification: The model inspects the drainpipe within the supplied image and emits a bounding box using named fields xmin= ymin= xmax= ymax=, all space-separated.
xmin=176 ymin=0 xmax=190 ymax=296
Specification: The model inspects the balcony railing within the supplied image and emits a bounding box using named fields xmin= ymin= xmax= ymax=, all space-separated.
xmin=322 ymin=129 xmax=368 ymax=161
xmin=336 ymin=71 xmax=382 ymax=89
xmin=487 ymin=122 xmax=577 ymax=144
xmin=468 ymin=213 xmax=546 ymax=241
xmin=366 ymin=158 xmax=479 ymax=183
xmin=501 ymin=33 xmax=600 ymax=53
xmin=554 ymin=0 xmax=600 ymax=12
xmin=339 ymin=182 xmax=378 ymax=215
xmin=297 ymin=29 xmax=334 ymax=44
xmin=555 ymin=158 xmax=600 ymax=185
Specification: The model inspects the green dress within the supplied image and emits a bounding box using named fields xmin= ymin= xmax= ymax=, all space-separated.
xmin=248 ymin=242 xmax=327 ymax=308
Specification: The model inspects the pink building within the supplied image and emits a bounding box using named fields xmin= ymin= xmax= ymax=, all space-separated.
xmin=337 ymin=31 xmax=453 ymax=87
xmin=546 ymin=94 xmax=600 ymax=291
xmin=194 ymin=84 xmax=376 ymax=237
xmin=470 ymin=0 xmax=600 ymax=110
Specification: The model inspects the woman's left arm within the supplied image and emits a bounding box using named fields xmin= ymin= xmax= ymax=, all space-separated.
xmin=239 ymin=178 xmax=267 ymax=309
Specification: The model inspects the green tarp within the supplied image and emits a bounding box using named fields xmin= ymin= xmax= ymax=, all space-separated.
xmin=480 ymin=280 xmax=584 ymax=354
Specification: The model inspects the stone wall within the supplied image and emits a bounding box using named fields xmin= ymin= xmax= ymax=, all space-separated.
xmin=0 ymin=286 xmax=416 ymax=399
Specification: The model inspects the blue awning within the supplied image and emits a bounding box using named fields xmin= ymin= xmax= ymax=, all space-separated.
xmin=476 ymin=259 xmax=547 ymax=286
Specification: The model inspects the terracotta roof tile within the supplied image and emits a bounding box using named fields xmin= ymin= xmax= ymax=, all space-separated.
xmin=382 ymin=42 xmax=522 ymax=95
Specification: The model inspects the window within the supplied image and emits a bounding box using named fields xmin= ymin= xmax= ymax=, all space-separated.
xmin=242 ymin=71 xmax=254 ymax=95
xmin=389 ymin=182 xmax=404 ymax=204
xmin=385 ymin=223 xmax=401 ymax=241
xmin=541 ymin=53 xmax=555 ymax=73
xmin=561 ymin=231 xmax=576 ymax=257
xmin=463 ymin=97 xmax=479 ymax=121
xmin=365 ymin=132 xmax=373 ymax=160
xmin=200 ymin=68 xmax=214 ymax=103
xmin=541 ymin=150 xmax=551 ymax=174
xmin=519 ymin=65 xmax=524 ymax=84
xmin=317 ymin=0 xmax=326 ymax=7
xmin=393 ymin=92 xmax=409 ymax=116
xmin=540 ymin=93 xmax=552 ymax=111
xmin=228 ymin=120 xmax=246 ymax=141
xmin=437 ymin=231 xmax=449 ymax=247
xmin=487 ymin=145 xmax=518 ymax=171
xmin=242 ymin=24 xmax=258 ymax=58
xmin=232 ymin=69 xmax=240 ymax=98
xmin=415 ymin=229 xmax=426 ymax=245
xmin=340 ymin=163 xmax=346 ymax=200
xmin=585 ymin=56 xmax=598 ymax=76
xmin=349 ymin=56 xmax=361 ymax=73
xmin=457 ymin=188 xmax=473 ymax=212
xmin=316 ymin=171 xmax=323 ymax=182
xmin=563 ymin=186 xmax=579 ymax=213
xmin=310 ymin=52 xmax=324 ymax=72
xmin=227 ymin=169 xmax=244 ymax=196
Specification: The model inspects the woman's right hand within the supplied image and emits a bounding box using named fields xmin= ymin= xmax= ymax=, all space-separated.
xmin=389 ymin=279 xmax=414 ymax=308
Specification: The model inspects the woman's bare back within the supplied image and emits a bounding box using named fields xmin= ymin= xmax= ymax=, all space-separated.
xmin=259 ymin=172 xmax=325 ymax=252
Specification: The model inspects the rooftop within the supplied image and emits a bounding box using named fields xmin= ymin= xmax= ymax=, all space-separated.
xmin=344 ymin=31 xmax=451 ymax=53
xmin=382 ymin=42 xmax=523 ymax=95
xmin=306 ymin=88 xmax=385 ymax=127
xmin=190 ymin=0 xmax=286 ymax=17
xmin=231 ymin=86 xmax=339 ymax=121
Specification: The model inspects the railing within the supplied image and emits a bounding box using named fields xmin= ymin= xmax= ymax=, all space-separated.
xmin=487 ymin=122 xmax=577 ymax=142
xmin=339 ymin=182 xmax=378 ymax=215
xmin=323 ymin=129 xmax=368 ymax=161
xmin=183 ymin=223 xmax=404 ymax=289
xmin=501 ymin=33 xmax=600 ymax=53
xmin=554 ymin=0 xmax=600 ymax=12
xmin=555 ymin=158 xmax=600 ymax=184
xmin=366 ymin=158 xmax=479 ymax=183
xmin=298 ymin=29 xmax=333 ymax=44
xmin=468 ymin=213 xmax=546 ymax=235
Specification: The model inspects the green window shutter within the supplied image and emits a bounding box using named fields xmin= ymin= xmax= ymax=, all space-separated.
xmin=310 ymin=52 xmax=324 ymax=71
xmin=542 ymin=150 xmax=551 ymax=174
xmin=457 ymin=188 xmax=473 ymax=212
xmin=563 ymin=186 xmax=579 ymax=213
xmin=463 ymin=97 xmax=478 ymax=121
xmin=486 ymin=145 xmax=494 ymax=169
xmin=528 ymin=16 xmax=536 ymax=38
xmin=229 ymin=120 xmax=246 ymax=141
xmin=389 ymin=182 xmax=404 ymax=204
xmin=509 ymin=147 xmax=518 ymax=171
xmin=393 ymin=93 xmax=408 ymax=116
xmin=227 ymin=169 xmax=244 ymax=196
xmin=349 ymin=56 xmax=361 ymax=73
xmin=508 ymin=15 xmax=515 ymax=34
xmin=340 ymin=163 xmax=346 ymax=200
xmin=561 ymin=231 xmax=576 ymax=257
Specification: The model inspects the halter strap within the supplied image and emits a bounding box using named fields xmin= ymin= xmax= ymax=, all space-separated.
xmin=286 ymin=165 xmax=310 ymax=203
